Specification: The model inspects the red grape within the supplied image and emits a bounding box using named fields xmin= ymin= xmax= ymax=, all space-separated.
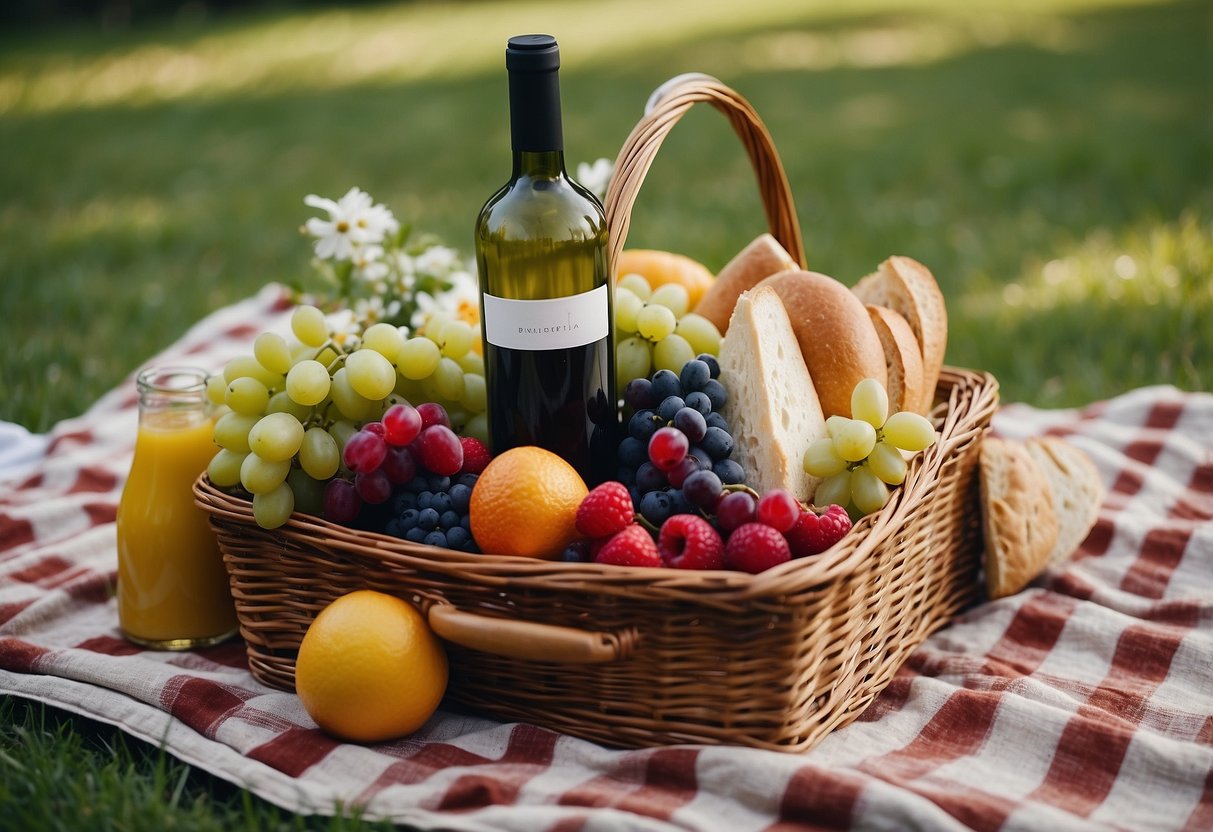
xmin=666 ymin=456 xmax=700 ymax=488
xmin=382 ymin=403 xmax=422 ymax=446
xmin=757 ymin=489 xmax=800 ymax=533
xmin=362 ymin=421 xmax=386 ymax=437
xmin=417 ymin=402 xmax=451 ymax=429
xmin=414 ymin=425 xmax=463 ymax=476
xmin=342 ymin=430 xmax=386 ymax=474
xmin=381 ymin=445 xmax=417 ymax=484
xmin=355 ymin=469 xmax=391 ymax=504
xmin=715 ymin=491 xmax=756 ymax=533
xmin=323 ymin=478 xmax=361 ymax=524
xmin=648 ymin=426 xmax=689 ymax=472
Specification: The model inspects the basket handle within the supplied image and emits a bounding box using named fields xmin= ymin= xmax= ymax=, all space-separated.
xmin=603 ymin=73 xmax=806 ymax=276
xmin=427 ymin=603 xmax=636 ymax=665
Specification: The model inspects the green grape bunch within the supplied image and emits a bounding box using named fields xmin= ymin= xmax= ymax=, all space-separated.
xmin=803 ymin=378 xmax=938 ymax=518
xmin=614 ymin=273 xmax=723 ymax=388
xmin=206 ymin=304 xmax=489 ymax=529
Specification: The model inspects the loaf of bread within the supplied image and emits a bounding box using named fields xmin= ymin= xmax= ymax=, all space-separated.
xmin=852 ymin=256 xmax=948 ymax=412
xmin=692 ymin=234 xmax=798 ymax=333
xmin=1025 ymin=437 xmax=1103 ymax=565
xmin=866 ymin=305 xmax=927 ymax=415
xmin=718 ymin=286 xmax=826 ymax=502
xmin=755 ymin=270 xmax=887 ymax=420
xmin=980 ymin=437 xmax=1060 ymax=599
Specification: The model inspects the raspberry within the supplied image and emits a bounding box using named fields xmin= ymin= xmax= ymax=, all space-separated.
xmin=576 ymin=481 xmax=635 ymax=538
xmin=724 ymin=522 xmax=791 ymax=574
xmin=786 ymin=504 xmax=852 ymax=558
xmin=459 ymin=437 xmax=493 ymax=475
xmin=594 ymin=524 xmax=661 ymax=568
xmin=658 ymin=514 xmax=725 ymax=570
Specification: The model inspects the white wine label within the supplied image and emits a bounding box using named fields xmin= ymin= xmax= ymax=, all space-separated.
xmin=483 ymin=284 xmax=609 ymax=350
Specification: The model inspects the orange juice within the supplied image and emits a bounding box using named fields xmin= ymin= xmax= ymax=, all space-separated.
xmin=116 ymin=367 xmax=237 ymax=649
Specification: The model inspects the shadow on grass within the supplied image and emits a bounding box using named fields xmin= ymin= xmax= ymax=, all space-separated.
xmin=0 ymin=0 xmax=1208 ymax=430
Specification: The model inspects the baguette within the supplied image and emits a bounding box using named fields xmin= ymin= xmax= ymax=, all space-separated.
xmin=866 ymin=305 xmax=928 ymax=415
xmin=852 ymin=256 xmax=948 ymax=412
xmin=756 ymin=270 xmax=887 ymax=420
xmin=692 ymin=234 xmax=798 ymax=333
xmin=1024 ymin=437 xmax=1104 ymax=565
xmin=718 ymin=286 xmax=826 ymax=502
xmin=980 ymin=437 xmax=1060 ymax=599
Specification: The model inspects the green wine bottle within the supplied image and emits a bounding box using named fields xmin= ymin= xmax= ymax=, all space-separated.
xmin=474 ymin=34 xmax=617 ymax=484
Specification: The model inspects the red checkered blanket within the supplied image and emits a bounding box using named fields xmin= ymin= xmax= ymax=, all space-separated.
xmin=1 ymin=288 xmax=1210 ymax=831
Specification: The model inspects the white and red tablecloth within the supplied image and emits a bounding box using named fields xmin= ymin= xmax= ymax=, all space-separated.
xmin=1 ymin=287 xmax=1210 ymax=831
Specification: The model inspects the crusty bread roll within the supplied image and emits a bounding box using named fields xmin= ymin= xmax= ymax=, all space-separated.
xmin=852 ymin=256 xmax=948 ymax=412
xmin=756 ymin=270 xmax=887 ymax=420
xmin=692 ymin=233 xmax=797 ymax=333
xmin=866 ymin=305 xmax=927 ymax=415
xmin=718 ymin=286 xmax=826 ymax=502
xmin=980 ymin=437 xmax=1060 ymax=599
xmin=1024 ymin=437 xmax=1103 ymax=566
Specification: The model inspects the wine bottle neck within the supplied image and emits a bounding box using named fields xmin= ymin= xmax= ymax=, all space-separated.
xmin=512 ymin=150 xmax=565 ymax=178
xmin=507 ymin=58 xmax=563 ymax=154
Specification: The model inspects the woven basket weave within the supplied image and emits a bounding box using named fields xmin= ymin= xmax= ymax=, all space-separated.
xmin=194 ymin=76 xmax=999 ymax=753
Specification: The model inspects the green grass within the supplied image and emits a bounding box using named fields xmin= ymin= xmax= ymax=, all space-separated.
xmin=0 ymin=0 xmax=1209 ymax=827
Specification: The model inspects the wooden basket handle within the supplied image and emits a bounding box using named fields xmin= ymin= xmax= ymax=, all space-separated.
xmin=427 ymin=603 xmax=637 ymax=665
xmin=603 ymin=73 xmax=806 ymax=276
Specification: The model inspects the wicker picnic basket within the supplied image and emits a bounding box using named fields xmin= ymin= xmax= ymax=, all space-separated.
xmin=194 ymin=76 xmax=999 ymax=753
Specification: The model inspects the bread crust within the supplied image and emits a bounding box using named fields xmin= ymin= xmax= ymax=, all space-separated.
xmin=756 ymin=270 xmax=887 ymax=420
xmin=852 ymin=256 xmax=948 ymax=412
xmin=866 ymin=305 xmax=927 ymax=415
xmin=980 ymin=437 xmax=1060 ymax=599
xmin=1024 ymin=437 xmax=1103 ymax=565
xmin=692 ymin=234 xmax=797 ymax=333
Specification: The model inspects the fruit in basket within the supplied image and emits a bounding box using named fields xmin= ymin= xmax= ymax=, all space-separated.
xmin=208 ymin=304 xmax=492 ymax=530
xmin=724 ymin=522 xmax=791 ymax=574
xmin=803 ymin=378 xmax=938 ymax=517
xmin=469 ymin=446 xmax=588 ymax=558
xmin=785 ymin=503 xmax=853 ymax=558
xmin=384 ymin=472 xmax=480 ymax=552
xmin=613 ymin=272 xmax=723 ymax=386
xmin=594 ymin=523 xmax=662 ymax=568
xmin=657 ymin=514 xmax=725 ymax=570
xmin=295 ymin=590 xmax=448 ymax=743
xmin=458 ymin=436 xmax=493 ymax=475
xmin=616 ymin=248 xmax=714 ymax=308
xmin=576 ymin=481 xmax=635 ymax=539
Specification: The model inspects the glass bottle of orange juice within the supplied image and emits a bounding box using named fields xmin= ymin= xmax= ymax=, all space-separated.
xmin=116 ymin=366 xmax=238 ymax=649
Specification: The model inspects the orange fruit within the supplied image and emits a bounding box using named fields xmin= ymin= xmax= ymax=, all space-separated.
xmin=470 ymin=446 xmax=588 ymax=558
xmin=295 ymin=590 xmax=447 ymax=743
xmin=617 ymin=249 xmax=714 ymax=307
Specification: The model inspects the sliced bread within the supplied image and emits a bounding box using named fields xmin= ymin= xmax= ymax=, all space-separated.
xmin=852 ymin=256 xmax=948 ymax=412
xmin=866 ymin=304 xmax=927 ymax=415
xmin=980 ymin=437 xmax=1060 ymax=599
xmin=718 ymin=286 xmax=827 ymax=502
xmin=692 ymin=233 xmax=798 ymax=333
xmin=757 ymin=270 xmax=888 ymax=420
xmin=1025 ymin=437 xmax=1104 ymax=565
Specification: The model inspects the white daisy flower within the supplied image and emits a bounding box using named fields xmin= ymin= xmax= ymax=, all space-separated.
xmin=576 ymin=158 xmax=614 ymax=201
xmin=413 ymin=245 xmax=462 ymax=277
xmin=303 ymin=187 xmax=399 ymax=260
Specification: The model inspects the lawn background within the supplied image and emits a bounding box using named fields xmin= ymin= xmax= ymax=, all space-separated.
xmin=1 ymin=0 xmax=1210 ymax=827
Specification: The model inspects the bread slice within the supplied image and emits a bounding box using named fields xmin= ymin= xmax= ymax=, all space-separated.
xmin=1024 ymin=437 xmax=1103 ymax=565
xmin=866 ymin=305 xmax=927 ymax=415
xmin=693 ymin=233 xmax=798 ymax=333
xmin=718 ymin=286 xmax=826 ymax=502
xmin=852 ymin=256 xmax=948 ymax=412
xmin=757 ymin=270 xmax=887 ymax=420
xmin=979 ymin=437 xmax=1060 ymax=599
